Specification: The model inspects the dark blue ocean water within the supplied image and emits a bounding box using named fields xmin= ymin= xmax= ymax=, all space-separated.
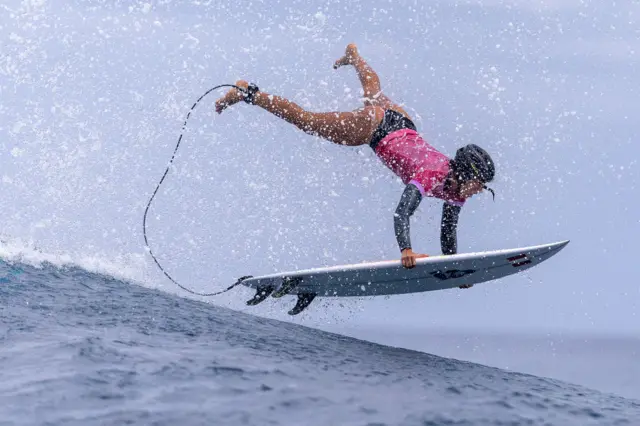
xmin=1 ymin=258 xmax=639 ymax=426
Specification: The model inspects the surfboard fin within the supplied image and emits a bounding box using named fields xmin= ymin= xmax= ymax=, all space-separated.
xmin=246 ymin=285 xmax=275 ymax=306
xmin=272 ymin=276 xmax=301 ymax=298
xmin=288 ymin=293 xmax=316 ymax=316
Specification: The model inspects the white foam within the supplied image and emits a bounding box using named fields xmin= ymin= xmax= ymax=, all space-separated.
xmin=0 ymin=235 xmax=151 ymax=286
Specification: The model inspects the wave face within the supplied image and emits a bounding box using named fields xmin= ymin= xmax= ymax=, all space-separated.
xmin=2 ymin=259 xmax=639 ymax=426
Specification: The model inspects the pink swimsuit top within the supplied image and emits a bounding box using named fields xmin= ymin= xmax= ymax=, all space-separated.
xmin=373 ymin=129 xmax=465 ymax=207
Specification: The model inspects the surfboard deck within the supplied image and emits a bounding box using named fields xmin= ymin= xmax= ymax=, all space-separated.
xmin=242 ymin=240 xmax=569 ymax=315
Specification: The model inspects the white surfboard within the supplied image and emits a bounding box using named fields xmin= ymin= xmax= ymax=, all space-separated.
xmin=242 ymin=240 xmax=569 ymax=315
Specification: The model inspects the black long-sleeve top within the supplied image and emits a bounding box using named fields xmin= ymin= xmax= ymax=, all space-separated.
xmin=393 ymin=183 xmax=461 ymax=255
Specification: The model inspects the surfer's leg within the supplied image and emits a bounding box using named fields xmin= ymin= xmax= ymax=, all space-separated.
xmin=215 ymin=80 xmax=384 ymax=146
xmin=334 ymin=43 xmax=411 ymax=119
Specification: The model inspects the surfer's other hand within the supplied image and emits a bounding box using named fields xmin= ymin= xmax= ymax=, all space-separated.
xmin=401 ymin=248 xmax=429 ymax=269
xmin=459 ymin=284 xmax=474 ymax=289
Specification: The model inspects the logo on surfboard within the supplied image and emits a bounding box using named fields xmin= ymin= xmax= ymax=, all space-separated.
xmin=429 ymin=269 xmax=476 ymax=280
xmin=507 ymin=253 xmax=532 ymax=267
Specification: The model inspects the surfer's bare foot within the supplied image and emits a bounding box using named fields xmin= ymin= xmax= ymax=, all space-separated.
xmin=215 ymin=80 xmax=249 ymax=114
xmin=459 ymin=284 xmax=474 ymax=289
xmin=333 ymin=43 xmax=360 ymax=69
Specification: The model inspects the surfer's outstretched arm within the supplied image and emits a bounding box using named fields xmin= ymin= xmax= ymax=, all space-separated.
xmin=440 ymin=203 xmax=461 ymax=255
xmin=395 ymin=183 xmax=429 ymax=268
xmin=441 ymin=203 xmax=473 ymax=289
xmin=215 ymin=80 xmax=383 ymax=147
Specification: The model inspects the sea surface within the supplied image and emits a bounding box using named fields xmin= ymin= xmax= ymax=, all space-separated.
xmin=1 ymin=258 xmax=639 ymax=426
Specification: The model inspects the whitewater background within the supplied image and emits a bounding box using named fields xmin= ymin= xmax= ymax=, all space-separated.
xmin=1 ymin=0 xmax=639 ymax=421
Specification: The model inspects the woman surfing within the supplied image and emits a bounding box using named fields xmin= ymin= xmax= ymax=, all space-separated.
xmin=215 ymin=44 xmax=495 ymax=272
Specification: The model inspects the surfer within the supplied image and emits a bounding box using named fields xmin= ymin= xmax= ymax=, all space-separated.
xmin=215 ymin=43 xmax=495 ymax=272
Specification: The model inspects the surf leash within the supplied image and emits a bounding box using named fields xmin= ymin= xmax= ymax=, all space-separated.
xmin=143 ymin=83 xmax=252 ymax=296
